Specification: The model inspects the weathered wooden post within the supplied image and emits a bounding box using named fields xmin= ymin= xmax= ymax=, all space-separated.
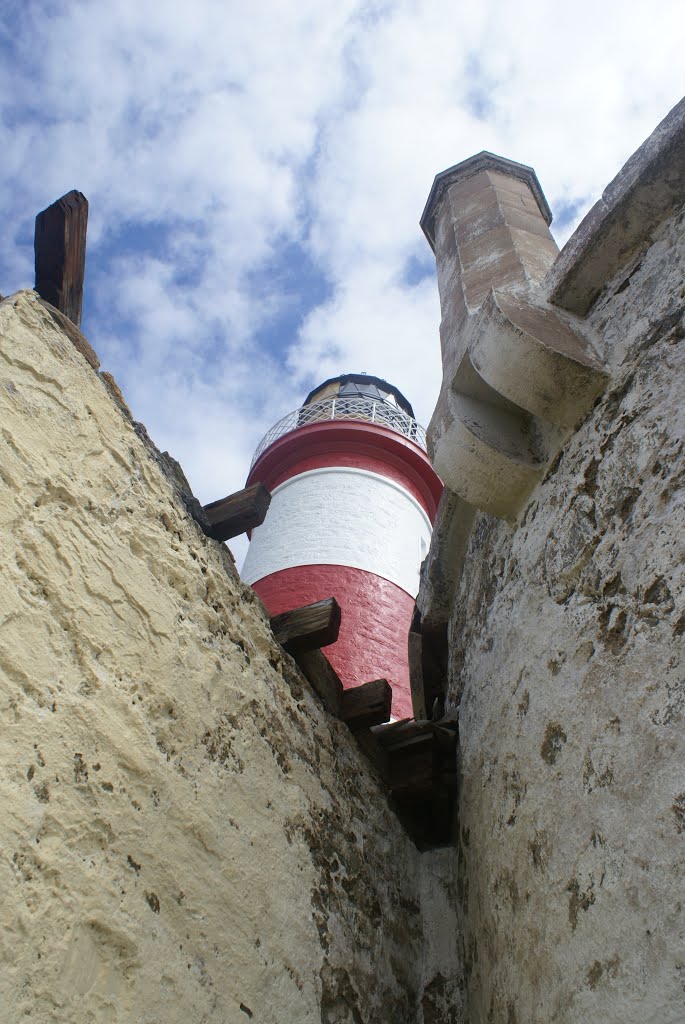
xmin=34 ymin=190 xmax=88 ymax=327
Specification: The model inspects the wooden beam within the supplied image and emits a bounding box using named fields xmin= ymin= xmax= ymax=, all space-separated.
xmin=408 ymin=627 xmax=428 ymax=720
xmin=419 ymin=621 xmax=448 ymax=721
xmin=340 ymin=679 xmax=392 ymax=732
xmin=293 ymin=649 xmax=343 ymax=716
xmin=371 ymin=717 xmax=458 ymax=794
xmin=270 ymin=597 xmax=341 ymax=655
xmin=389 ymin=738 xmax=438 ymax=793
xmin=408 ymin=604 xmax=448 ymax=723
xmin=203 ymin=483 xmax=271 ymax=541
xmin=293 ymin=650 xmax=391 ymax=735
xmin=34 ymin=190 xmax=88 ymax=327
xmin=372 ymin=717 xmax=426 ymax=750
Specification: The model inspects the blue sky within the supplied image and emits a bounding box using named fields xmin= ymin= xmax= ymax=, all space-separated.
xmin=0 ymin=0 xmax=683 ymax=565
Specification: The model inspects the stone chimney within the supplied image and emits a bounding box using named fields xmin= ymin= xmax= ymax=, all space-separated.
xmin=420 ymin=153 xmax=607 ymax=517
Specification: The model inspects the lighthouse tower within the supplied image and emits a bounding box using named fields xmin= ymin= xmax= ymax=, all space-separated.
xmin=241 ymin=374 xmax=442 ymax=719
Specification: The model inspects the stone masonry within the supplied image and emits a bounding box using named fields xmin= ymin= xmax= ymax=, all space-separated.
xmin=1 ymin=94 xmax=685 ymax=1024
xmin=416 ymin=96 xmax=685 ymax=1022
xmin=0 ymin=291 xmax=455 ymax=1023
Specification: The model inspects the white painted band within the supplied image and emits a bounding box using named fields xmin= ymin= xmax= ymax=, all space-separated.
xmin=241 ymin=467 xmax=432 ymax=596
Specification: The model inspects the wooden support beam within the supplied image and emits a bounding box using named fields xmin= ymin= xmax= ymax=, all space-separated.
xmin=408 ymin=605 xmax=448 ymax=723
xmin=203 ymin=483 xmax=271 ymax=541
xmin=288 ymin=644 xmax=457 ymax=846
xmin=34 ymin=190 xmax=88 ymax=327
xmin=294 ymin=649 xmax=390 ymax=741
xmin=291 ymin=633 xmax=459 ymax=847
xmin=389 ymin=742 xmax=438 ymax=794
xmin=372 ymin=717 xmax=429 ymax=750
xmin=420 ymin=622 xmax=448 ymax=721
xmin=371 ymin=717 xmax=458 ymax=795
xmin=408 ymin=627 xmax=428 ymax=720
xmin=270 ymin=597 xmax=341 ymax=655
xmin=293 ymin=649 xmax=343 ymax=716
xmin=340 ymin=679 xmax=392 ymax=733
xmin=367 ymin=716 xmax=460 ymax=846
xmin=377 ymin=722 xmax=438 ymax=794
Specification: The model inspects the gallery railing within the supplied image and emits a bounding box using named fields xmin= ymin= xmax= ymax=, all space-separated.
xmin=250 ymin=394 xmax=427 ymax=469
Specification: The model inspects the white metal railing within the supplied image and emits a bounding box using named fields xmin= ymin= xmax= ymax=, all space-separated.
xmin=250 ymin=394 xmax=427 ymax=468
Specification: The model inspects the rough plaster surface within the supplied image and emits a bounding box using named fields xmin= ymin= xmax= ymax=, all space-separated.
xmin=447 ymin=206 xmax=685 ymax=1022
xmin=0 ymin=292 xmax=446 ymax=1023
xmin=547 ymin=95 xmax=685 ymax=315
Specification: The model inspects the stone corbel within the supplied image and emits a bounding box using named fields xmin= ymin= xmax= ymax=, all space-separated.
xmin=411 ymin=151 xmax=610 ymax=718
xmin=430 ymin=288 xmax=608 ymax=517
xmin=422 ymin=152 xmax=609 ymax=519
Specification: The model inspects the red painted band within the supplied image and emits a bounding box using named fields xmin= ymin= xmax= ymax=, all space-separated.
xmin=247 ymin=421 xmax=442 ymax=521
xmin=254 ymin=564 xmax=414 ymax=720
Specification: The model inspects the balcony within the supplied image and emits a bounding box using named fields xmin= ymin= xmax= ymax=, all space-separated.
xmin=250 ymin=393 xmax=428 ymax=469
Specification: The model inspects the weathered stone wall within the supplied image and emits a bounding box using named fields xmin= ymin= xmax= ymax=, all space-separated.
xmin=448 ymin=200 xmax=685 ymax=1021
xmin=0 ymin=291 xmax=432 ymax=1023
xmin=6 ymin=105 xmax=683 ymax=1024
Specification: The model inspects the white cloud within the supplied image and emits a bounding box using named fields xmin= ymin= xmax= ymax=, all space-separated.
xmin=0 ymin=0 xmax=683 ymax=570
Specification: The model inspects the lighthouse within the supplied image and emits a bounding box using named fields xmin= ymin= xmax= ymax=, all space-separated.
xmin=241 ymin=374 xmax=442 ymax=719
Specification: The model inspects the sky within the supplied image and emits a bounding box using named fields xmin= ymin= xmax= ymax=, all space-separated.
xmin=0 ymin=0 xmax=683 ymax=566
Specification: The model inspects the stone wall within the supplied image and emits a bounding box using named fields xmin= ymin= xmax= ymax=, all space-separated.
xmin=433 ymin=109 xmax=685 ymax=1022
xmin=0 ymin=291 xmax=436 ymax=1023
xmin=4 ymin=98 xmax=684 ymax=1024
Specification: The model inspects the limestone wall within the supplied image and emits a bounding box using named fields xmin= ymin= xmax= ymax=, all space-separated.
xmin=447 ymin=186 xmax=685 ymax=1020
xmin=0 ymin=291 xmax=432 ymax=1023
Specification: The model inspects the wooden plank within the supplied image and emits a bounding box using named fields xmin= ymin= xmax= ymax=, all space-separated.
xmin=293 ymin=649 xmax=343 ymax=716
xmin=340 ymin=678 xmax=392 ymax=732
xmin=34 ymin=190 xmax=88 ymax=327
xmin=388 ymin=735 xmax=438 ymax=793
xmin=372 ymin=717 xmax=425 ymax=749
xmin=369 ymin=716 xmax=458 ymax=795
xmin=408 ymin=606 xmax=448 ymax=724
xmin=203 ymin=483 xmax=271 ymax=541
xmin=408 ymin=627 xmax=428 ymax=720
xmin=419 ymin=622 xmax=448 ymax=722
xmin=270 ymin=597 xmax=341 ymax=655
xmin=364 ymin=713 xmax=459 ymax=846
